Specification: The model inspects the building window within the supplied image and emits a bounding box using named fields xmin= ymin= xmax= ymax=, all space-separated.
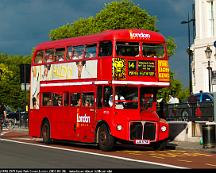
xmin=207 ymin=0 xmax=214 ymax=36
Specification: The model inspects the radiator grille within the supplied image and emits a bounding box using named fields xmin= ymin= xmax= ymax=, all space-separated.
xmin=143 ymin=122 xmax=156 ymax=140
xmin=130 ymin=121 xmax=156 ymax=141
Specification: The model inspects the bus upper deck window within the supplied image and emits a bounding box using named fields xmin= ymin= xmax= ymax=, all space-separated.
xmin=142 ymin=44 xmax=164 ymax=58
xmin=116 ymin=42 xmax=139 ymax=57
xmin=34 ymin=51 xmax=43 ymax=64
xmin=99 ymin=41 xmax=112 ymax=57
xmin=73 ymin=46 xmax=85 ymax=59
xmin=66 ymin=46 xmax=74 ymax=61
xmin=55 ymin=48 xmax=65 ymax=62
xmin=85 ymin=44 xmax=96 ymax=58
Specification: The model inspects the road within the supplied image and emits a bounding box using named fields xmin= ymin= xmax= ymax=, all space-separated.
xmin=0 ymin=138 xmax=173 ymax=169
xmin=1 ymin=130 xmax=216 ymax=169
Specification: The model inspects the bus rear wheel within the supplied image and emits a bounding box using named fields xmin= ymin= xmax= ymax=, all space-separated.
xmin=41 ymin=121 xmax=51 ymax=144
xmin=98 ymin=124 xmax=114 ymax=151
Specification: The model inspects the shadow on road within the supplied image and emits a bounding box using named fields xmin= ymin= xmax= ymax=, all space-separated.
xmin=37 ymin=139 xmax=177 ymax=152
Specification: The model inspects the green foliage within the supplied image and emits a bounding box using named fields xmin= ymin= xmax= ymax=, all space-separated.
xmin=166 ymin=37 xmax=177 ymax=57
xmin=0 ymin=53 xmax=31 ymax=110
xmin=157 ymin=72 xmax=190 ymax=102
xmin=49 ymin=0 xmax=157 ymax=40
xmin=94 ymin=0 xmax=157 ymax=32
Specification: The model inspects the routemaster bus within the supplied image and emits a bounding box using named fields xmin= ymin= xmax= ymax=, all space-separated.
xmin=29 ymin=29 xmax=170 ymax=151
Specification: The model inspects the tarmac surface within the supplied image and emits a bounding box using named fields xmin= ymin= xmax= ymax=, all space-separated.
xmin=1 ymin=127 xmax=216 ymax=153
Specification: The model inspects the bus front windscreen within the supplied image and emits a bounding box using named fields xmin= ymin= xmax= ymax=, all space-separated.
xmin=113 ymin=86 xmax=138 ymax=109
xmin=142 ymin=43 xmax=165 ymax=58
xmin=116 ymin=42 xmax=139 ymax=57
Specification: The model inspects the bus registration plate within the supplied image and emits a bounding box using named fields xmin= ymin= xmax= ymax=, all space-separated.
xmin=134 ymin=139 xmax=150 ymax=145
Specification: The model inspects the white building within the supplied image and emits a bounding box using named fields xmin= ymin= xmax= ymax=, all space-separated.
xmin=191 ymin=0 xmax=216 ymax=93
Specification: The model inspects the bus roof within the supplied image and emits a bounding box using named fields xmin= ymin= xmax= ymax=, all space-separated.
xmin=35 ymin=29 xmax=166 ymax=50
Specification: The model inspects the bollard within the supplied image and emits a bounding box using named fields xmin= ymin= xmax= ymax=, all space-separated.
xmin=202 ymin=124 xmax=216 ymax=148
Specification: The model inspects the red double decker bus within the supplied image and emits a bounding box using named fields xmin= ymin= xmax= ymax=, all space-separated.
xmin=29 ymin=29 xmax=170 ymax=151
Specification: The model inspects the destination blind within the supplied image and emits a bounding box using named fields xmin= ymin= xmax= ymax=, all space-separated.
xmin=128 ymin=60 xmax=155 ymax=76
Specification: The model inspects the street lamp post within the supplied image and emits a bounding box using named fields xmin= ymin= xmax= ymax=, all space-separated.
xmin=181 ymin=13 xmax=195 ymax=94
xmin=205 ymin=46 xmax=212 ymax=92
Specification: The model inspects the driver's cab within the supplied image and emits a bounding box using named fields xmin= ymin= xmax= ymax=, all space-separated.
xmin=97 ymin=85 xmax=157 ymax=111
xmin=140 ymin=88 xmax=157 ymax=111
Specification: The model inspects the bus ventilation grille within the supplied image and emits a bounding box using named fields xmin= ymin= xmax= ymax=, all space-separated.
xmin=130 ymin=122 xmax=156 ymax=141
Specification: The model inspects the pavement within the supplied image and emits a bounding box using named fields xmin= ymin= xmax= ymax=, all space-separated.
xmin=1 ymin=127 xmax=216 ymax=153
xmin=167 ymin=140 xmax=216 ymax=153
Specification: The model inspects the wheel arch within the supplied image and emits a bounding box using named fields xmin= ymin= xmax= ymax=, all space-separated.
xmin=95 ymin=120 xmax=110 ymax=143
xmin=40 ymin=117 xmax=50 ymax=137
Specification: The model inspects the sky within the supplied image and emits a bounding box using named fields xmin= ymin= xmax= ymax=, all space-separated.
xmin=0 ymin=0 xmax=194 ymax=87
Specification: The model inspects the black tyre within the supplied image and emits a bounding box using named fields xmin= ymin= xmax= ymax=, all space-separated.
xmin=152 ymin=141 xmax=167 ymax=151
xmin=98 ymin=124 xmax=115 ymax=151
xmin=0 ymin=124 xmax=2 ymax=134
xmin=41 ymin=121 xmax=52 ymax=144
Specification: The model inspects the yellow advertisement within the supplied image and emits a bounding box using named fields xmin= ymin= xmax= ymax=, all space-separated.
xmin=113 ymin=58 xmax=126 ymax=80
xmin=158 ymin=60 xmax=170 ymax=82
xmin=30 ymin=60 xmax=97 ymax=109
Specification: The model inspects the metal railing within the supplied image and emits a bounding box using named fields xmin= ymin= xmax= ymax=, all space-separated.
xmin=157 ymin=102 xmax=214 ymax=122
xmin=17 ymin=111 xmax=28 ymax=128
xmin=0 ymin=112 xmax=28 ymax=129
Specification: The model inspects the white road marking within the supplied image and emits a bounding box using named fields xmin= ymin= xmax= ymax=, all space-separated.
xmin=0 ymin=138 xmax=188 ymax=169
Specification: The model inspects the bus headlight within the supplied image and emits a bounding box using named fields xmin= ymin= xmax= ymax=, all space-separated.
xmin=161 ymin=126 xmax=167 ymax=132
xmin=116 ymin=125 xmax=122 ymax=131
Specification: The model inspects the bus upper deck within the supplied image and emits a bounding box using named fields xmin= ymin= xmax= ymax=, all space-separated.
xmin=32 ymin=29 xmax=170 ymax=84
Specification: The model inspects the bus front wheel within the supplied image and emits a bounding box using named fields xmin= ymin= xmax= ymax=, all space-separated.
xmin=41 ymin=121 xmax=51 ymax=144
xmin=98 ymin=124 xmax=114 ymax=151
xmin=152 ymin=141 xmax=167 ymax=151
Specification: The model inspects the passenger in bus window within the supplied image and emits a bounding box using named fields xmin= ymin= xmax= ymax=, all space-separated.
xmin=76 ymin=98 xmax=82 ymax=106
xmin=85 ymin=100 xmax=90 ymax=107
xmin=47 ymin=99 xmax=53 ymax=106
xmin=141 ymin=94 xmax=154 ymax=110
xmin=108 ymin=92 xmax=125 ymax=108
xmin=32 ymin=97 xmax=39 ymax=109
xmin=47 ymin=54 xmax=54 ymax=62
xmin=57 ymin=55 xmax=64 ymax=62
xmin=79 ymin=49 xmax=85 ymax=59
xmin=57 ymin=97 xmax=62 ymax=106
xmin=147 ymin=50 xmax=157 ymax=58
xmin=73 ymin=52 xmax=79 ymax=60
xmin=68 ymin=51 xmax=73 ymax=60
xmin=35 ymin=55 xmax=42 ymax=64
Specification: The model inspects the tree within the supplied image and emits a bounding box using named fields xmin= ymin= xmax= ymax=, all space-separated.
xmin=157 ymin=72 xmax=189 ymax=103
xmin=49 ymin=0 xmax=157 ymax=39
xmin=0 ymin=53 xmax=31 ymax=110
